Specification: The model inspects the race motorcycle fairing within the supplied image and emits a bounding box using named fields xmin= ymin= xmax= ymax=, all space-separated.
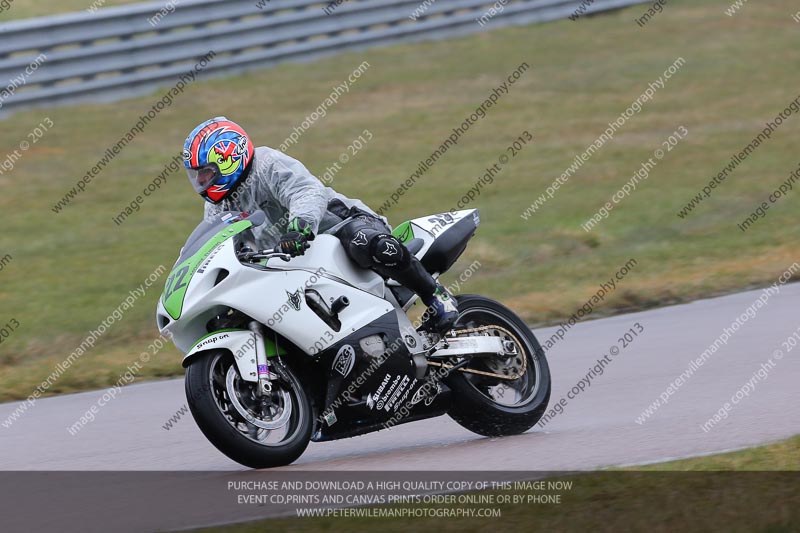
xmin=157 ymin=208 xmax=551 ymax=468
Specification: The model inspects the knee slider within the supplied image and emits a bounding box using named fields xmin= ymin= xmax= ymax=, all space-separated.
xmin=370 ymin=234 xmax=409 ymax=268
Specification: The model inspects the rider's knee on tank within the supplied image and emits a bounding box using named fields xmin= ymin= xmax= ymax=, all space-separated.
xmin=369 ymin=233 xmax=410 ymax=269
xmin=345 ymin=229 xmax=410 ymax=270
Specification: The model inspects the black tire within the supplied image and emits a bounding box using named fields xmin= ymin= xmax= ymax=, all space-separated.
xmin=445 ymin=295 xmax=551 ymax=437
xmin=185 ymin=351 xmax=312 ymax=469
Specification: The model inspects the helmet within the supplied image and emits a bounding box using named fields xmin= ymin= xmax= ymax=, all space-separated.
xmin=183 ymin=117 xmax=254 ymax=204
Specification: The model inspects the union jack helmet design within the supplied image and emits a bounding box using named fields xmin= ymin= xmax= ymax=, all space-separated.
xmin=183 ymin=117 xmax=254 ymax=204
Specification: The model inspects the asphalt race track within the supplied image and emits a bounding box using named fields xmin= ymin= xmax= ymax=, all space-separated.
xmin=2 ymin=283 xmax=798 ymax=472
xmin=1 ymin=284 xmax=798 ymax=531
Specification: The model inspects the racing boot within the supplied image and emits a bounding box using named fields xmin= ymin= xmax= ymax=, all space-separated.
xmin=422 ymin=284 xmax=459 ymax=334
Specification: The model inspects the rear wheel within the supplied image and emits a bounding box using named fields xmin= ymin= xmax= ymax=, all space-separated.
xmin=185 ymin=351 xmax=312 ymax=469
xmin=445 ymin=295 xmax=551 ymax=436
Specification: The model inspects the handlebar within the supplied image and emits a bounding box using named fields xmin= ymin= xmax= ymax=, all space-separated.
xmin=274 ymin=242 xmax=312 ymax=253
xmin=237 ymin=249 xmax=293 ymax=262
xmin=238 ymin=242 xmax=310 ymax=263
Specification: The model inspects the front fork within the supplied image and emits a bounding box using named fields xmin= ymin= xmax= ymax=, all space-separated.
xmin=248 ymin=321 xmax=272 ymax=396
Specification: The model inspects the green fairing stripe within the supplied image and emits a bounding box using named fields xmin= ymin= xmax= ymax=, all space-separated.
xmin=162 ymin=220 xmax=252 ymax=320
xmin=392 ymin=221 xmax=414 ymax=243
xmin=264 ymin=336 xmax=288 ymax=357
xmin=190 ymin=329 xmax=287 ymax=357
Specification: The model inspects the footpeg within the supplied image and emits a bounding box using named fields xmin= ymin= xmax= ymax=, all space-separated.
xmin=411 ymin=353 xmax=428 ymax=380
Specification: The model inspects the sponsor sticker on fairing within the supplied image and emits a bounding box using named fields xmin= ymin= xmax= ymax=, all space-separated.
xmin=332 ymin=345 xmax=356 ymax=377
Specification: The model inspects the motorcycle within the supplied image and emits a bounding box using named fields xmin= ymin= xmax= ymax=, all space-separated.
xmin=156 ymin=208 xmax=551 ymax=468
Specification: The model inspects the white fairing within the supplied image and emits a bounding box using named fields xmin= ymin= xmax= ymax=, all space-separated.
xmin=183 ymin=330 xmax=261 ymax=380
xmin=266 ymin=236 xmax=385 ymax=298
xmin=156 ymin=210 xmax=479 ymax=382
xmin=157 ymin=235 xmax=394 ymax=358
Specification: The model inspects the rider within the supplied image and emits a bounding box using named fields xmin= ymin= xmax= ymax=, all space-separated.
xmin=182 ymin=116 xmax=458 ymax=333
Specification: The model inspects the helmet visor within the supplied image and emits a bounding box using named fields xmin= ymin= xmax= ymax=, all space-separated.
xmin=186 ymin=164 xmax=221 ymax=193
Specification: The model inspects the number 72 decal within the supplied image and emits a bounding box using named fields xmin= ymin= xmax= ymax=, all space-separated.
xmin=164 ymin=266 xmax=190 ymax=300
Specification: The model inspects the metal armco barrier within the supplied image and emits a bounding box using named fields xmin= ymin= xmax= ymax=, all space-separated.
xmin=0 ymin=0 xmax=649 ymax=112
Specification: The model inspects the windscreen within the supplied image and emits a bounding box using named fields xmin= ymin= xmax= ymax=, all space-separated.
xmin=174 ymin=210 xmax=267 ymax=265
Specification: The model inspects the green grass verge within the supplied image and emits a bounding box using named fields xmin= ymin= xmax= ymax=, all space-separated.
xmin=632 ymin=434 xmax=800 ymax=471
xmin=195 ymin=435 xmax=800 ymax=532
xmin=1 ymin=0 xmax=799 ymax=401
xmin=0 ymin=0 xmax=141 ymax=21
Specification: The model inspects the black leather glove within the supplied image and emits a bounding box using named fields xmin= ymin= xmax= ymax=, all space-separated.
xmin=278 ymin=218 xmax=315 ymax=257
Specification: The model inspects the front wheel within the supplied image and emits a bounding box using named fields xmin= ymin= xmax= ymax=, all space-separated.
xmin=444 ymin=295 xmax=551 ymax=437
xmin=185 ymin=351 xmax=312 ymax=469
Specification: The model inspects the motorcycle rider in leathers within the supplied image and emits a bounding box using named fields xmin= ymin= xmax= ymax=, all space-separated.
xmin=182 ymin=117 xmax=458 ymax=332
